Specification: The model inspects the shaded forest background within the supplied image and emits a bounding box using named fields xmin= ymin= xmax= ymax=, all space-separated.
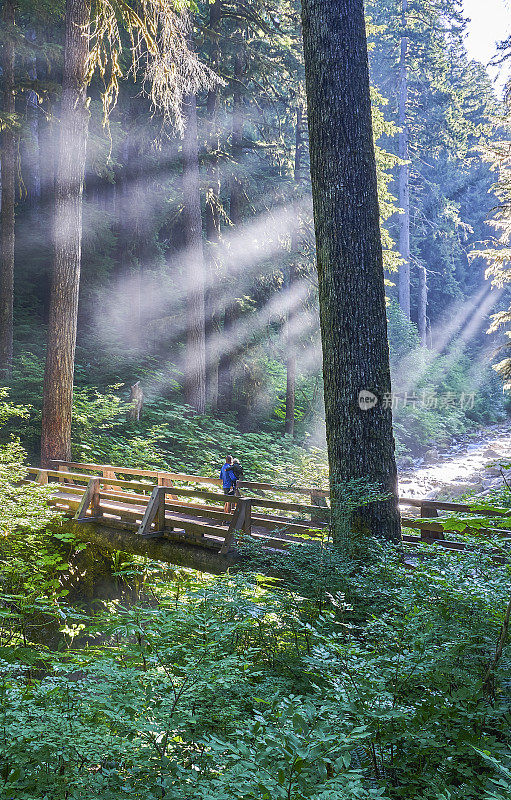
xmin=1 ymin=0 xmax=510 ymax=478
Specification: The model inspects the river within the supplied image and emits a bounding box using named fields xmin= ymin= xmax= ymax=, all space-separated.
xmin=399 ymin=421 xmax=511 ymax=500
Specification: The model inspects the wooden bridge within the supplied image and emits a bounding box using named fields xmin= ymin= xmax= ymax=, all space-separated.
xmin=25 ymin=460 xmax=511 ymax=572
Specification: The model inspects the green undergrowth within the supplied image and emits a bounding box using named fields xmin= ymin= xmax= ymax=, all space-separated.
xmin=1 ymin=426 xmax=511 ymax=799
xmin=4 ymin=334 xmax=510 ymax=475
xmin=4 ymin=358 xmax=330 ymax=484
xmin=1 ymin=541 xmax=510 ymax=799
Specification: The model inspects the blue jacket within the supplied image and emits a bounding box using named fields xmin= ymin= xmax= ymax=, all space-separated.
xmin=220 ymin=463 xmax=236 ymax=489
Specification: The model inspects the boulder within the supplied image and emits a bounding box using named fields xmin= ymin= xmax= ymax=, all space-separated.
xmin=424 ymin=448 xmax=439 ymax=464
xmin=398 ymin=455 xmax=416 ymax=470
xmin=444 ymin=482 xmax=484 ymax=498
xmin=484 ymin=447 xmax=500 ymax=458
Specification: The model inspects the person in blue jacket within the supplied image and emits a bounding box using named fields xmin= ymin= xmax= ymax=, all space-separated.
xmin=220 ymin=455 xmax=237 ymax=512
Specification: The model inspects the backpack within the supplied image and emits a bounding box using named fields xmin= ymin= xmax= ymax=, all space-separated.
xmin=232 ymin=463 xmax=244 ymax=480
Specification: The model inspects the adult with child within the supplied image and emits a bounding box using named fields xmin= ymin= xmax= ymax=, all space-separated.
xmin=220 ymin=455 xmax=237 ymax=512
xmin=231 ymin=458 xmax=244 ymax=484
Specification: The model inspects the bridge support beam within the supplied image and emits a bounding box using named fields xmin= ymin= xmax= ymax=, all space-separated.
xmin=66 ymin=520 xmax=242 ymax=574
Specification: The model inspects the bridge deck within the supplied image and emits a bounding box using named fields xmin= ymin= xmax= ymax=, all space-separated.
xmin=52 ymin=489 xmax=301 ymax=551
xmin=24 ymin=460 xmax=510 ymax=570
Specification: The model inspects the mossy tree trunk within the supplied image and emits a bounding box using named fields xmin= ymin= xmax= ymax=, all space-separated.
xmin=301 ymin=0 xmax=401 ymax=543
xmin=41 ymin=0 xmax=91 ymax=465
xmin=0 ymin=0 xmax=16 ymax=378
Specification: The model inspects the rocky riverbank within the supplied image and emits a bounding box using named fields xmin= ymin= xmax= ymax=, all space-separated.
xmin=398 ymin=421 xmax=511 ymax=500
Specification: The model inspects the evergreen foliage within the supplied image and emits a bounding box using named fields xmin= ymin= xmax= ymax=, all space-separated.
xmin=1 ymin=0 xmax=506 ymax=457
xmin=0 ymin=513 xmax=510 ymax=799
xmin=0 ymin=5 xmax=510 ymax=794
xmin=473 ymin=89 xmax=511 ymax=389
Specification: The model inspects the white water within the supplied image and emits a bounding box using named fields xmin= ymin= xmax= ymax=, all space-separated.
xmin=399 ymin=422 xmax=511 ymax=500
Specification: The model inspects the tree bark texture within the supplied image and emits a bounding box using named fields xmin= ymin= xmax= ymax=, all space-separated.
xmin=301 ymin=0 xmax=401 ymax=543
xmin=0 ymin=0 xmax=16 ymax=377
xmin=205 ymin=0 xmax=222 ymax=410
xmin=182 ymin=93 xmax=206 ymax=414
xmin=41 ymin=0 xmax=91 ymax=466
xmin=285 ymin=103 xmax=305 ymax=436
xmin=398 ymin=0 xmax=410 ymax=320
xmin=418 ymin=263 xmax=428 ymax=345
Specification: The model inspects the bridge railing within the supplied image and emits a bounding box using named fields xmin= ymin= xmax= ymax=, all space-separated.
xmin=27 ymin=465 xmax=328 ymax=551
xmin=24 ymin=461 xmax=511 ymax=557
xmin=48 ymin=459 xmax=330 ymax=505
xmin=47 ymin=458 xmax=510 ymax=511
xmin=48 ymin=458 xmax=511 ymax=515
xmin=70 ymin=478 xmax=253 ymax=555
xmin=45 ymin=460 xmax=331 ymax=529
xmin=29 ymin=471 xmax=312 ymax=557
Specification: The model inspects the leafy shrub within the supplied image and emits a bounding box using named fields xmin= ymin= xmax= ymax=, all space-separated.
xmin=70 ymin=388 xmax=327 ymax=484
xmin=0 ymin=539 xmax=510 ymax=799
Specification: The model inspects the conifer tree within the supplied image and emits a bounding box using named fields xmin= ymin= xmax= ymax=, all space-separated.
xmin=182 ymin=93 xmax=206 ymax=414
xmin=301 ymin=0 xmax=401 ymax=542
xmin=41 ymin=0 xmax=214 ymax=464
xmin=0 ymin=0 xmax=17 ymax=377
xmin=397 ymin=0 xmax=410 ymax=320
xmin=41 ymin=0 xmax=91 ymax=465
xmin=474 ymin=90 xmax=511 ymax=388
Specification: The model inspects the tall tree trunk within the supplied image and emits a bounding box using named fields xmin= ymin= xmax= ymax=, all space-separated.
xmin=37 ymin=55 xmax=58 ymax=323
xmin=205 ymin=0 xmax=221 ymax=239
xmin=25 ymin=29 xmax=41 ymax=211
xmin=205 ymin=0 xmax=221 ymax=411
xmin=301 ymin=0 xmax=401 ymax=543
xmin=132 ymin=138 xmax=148 ymax=354
xmin=0 ymin=0 xmax=16 ymax=377
xmin=182 ymin=93 xmax=206 ymax=414
xmin=418 ymin=263 xmax=427 ymax=345
xmin=41 ymin=0 xmax=91 ymax=466
xmin=285 ymin=103 xmax=305 ymax=437
xmin=229 ymin=49 xmax=244 ymax=225
xmin=218 ymin=42 xmax=244 ymax=412
xmin=398 ymin=0 xmax=410 ymax=320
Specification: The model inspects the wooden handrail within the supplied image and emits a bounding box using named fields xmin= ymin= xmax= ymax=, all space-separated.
xmin=49 ymin=460 xmax=329 ymax=497
xmin=22 ymin=468 xmax=511 ymax=564
xmin=41 ymin=461 xmax=511 ymax=521
xmin=399 ymin=496 xmax=510 ymax=517
xmin=28 ymin=467 xmax=326 ymax=518
xmin=49 ymin=460 xmax=162 ymax=478
xmin=28 ymin=467 xmax=156 ymax=493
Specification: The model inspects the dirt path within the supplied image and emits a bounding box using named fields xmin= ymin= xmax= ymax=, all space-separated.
xmin=398 ymin=421 xmax=511 ymax=500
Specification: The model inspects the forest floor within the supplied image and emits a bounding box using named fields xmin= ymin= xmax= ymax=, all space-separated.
xmin=399 ymin=420 xmax=511 ymax=500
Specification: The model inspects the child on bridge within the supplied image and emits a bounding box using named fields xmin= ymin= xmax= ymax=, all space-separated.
xmin=220 ymin=455 xmax=237 ymax=513
xmin=231 ymin=458 xmax=244 ymax=483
